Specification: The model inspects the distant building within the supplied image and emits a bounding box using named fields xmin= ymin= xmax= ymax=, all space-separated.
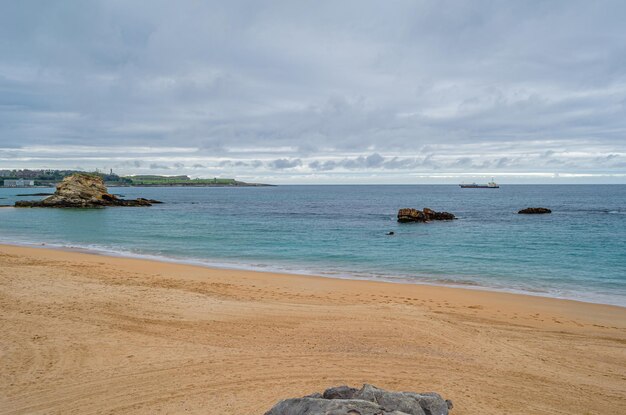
xmin=3 ymin=179 xmax=35 ymax=187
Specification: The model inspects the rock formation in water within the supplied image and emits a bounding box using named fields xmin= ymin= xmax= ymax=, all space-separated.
xmin=14 ymin=173 xmax=162 ymax=208
xmin=265 ymin=384 xmax=452 ymax=415
xmin=397 ymin=207 xmax=456 ymax=223
xmin=518 ymin=207 xmax=551 ymax=214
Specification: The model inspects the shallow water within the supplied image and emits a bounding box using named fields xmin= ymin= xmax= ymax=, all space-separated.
xmin=1 ymin=184 xmax=625 ymax=306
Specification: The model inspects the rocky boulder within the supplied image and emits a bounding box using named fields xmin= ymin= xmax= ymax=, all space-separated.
xmin=398 ymin=207 xmax=456 ymax=223
xmin=518 ymin=207 xmax=551 ymax=214
xmin=398 ymin=208 xmax=427 ymax=223
xmin=14 ymin=173 xmax=161 ymax=208
xmin=265 ymin=384 xmax=452 ymax=415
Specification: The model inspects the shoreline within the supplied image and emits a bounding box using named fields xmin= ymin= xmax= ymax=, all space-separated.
xmin=1 ymin=239 xmax=624 ymax=309
xmin=1 ymin=243 xmax=625 ymax=414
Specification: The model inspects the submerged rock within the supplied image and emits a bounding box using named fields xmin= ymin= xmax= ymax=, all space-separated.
xmin=398 ymin=207 xmax=456 ymax=223
xmin=14 ymin=173 xmax=161 ymax=208
xmin=518 ymin=207 xmax=551 ymax=214
xmin=16 ymin=193 xmax=54 ymax=196
xmin=265 ymin=384 xmax=452 ymax=415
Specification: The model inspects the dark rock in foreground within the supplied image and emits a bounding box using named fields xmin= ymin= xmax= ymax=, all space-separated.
xmin=265 ymin=384 xmax=452 ymax=415
xmin=518 ymin=207 xmax=551 ymax=214
xmin=398 ymin=207 xmax=456 ymax=223
xmin=14 ymin=173 xmax=161 ymax=208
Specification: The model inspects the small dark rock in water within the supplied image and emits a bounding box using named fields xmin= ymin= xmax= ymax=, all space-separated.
xmin=135 ymin=198 xmax=163 ymax=204
xmin=14 ymin=174 xmax=161 ymax=208
xmin=265 ymin=384 xmax=452 ymax=415
xmin=16 ymin=193 xmax=54 ymax=196
xmin=518 ymin=207 xmax=551 ymax=214
xmin=386 ymin=231 xmax=395 ymax=235
xmin=398 ymin=207 xmax=456 ymax=223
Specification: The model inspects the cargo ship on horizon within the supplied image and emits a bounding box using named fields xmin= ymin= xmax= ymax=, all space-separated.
xmin=459 ymin=178 xmax=499 ymax=188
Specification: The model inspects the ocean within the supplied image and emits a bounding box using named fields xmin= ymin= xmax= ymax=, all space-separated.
xmin=1 ymin=184 xmax=625 ymax=307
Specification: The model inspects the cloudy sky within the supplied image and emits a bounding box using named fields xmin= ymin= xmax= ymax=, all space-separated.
xmin=1 ymin=1 xmax=625 ymax=183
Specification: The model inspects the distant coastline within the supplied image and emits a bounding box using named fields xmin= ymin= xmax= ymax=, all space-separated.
xmin=0 ymin=169 xmax=273 ymax=188
xmin=1 ymin=182 xmax=274 ymax=188
xmin=106 ymin=182 xmax=274 ymax=187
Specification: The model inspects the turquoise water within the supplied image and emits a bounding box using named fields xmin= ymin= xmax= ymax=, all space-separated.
xmin=1 ymin=185 xmax=625 ymax=306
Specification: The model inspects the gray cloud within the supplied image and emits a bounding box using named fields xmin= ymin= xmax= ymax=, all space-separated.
xmin=0 ymin=1 xmax=625 ymax=182
xmin=149 ymin=163 xmax=169 ymax=170
xmin=308 ymin=160 xmax=337 ymax=171
xmin=219 ymin=160 xmax=263 ymax=168
xmin=268 ymin=158 xmax=302 ymax=169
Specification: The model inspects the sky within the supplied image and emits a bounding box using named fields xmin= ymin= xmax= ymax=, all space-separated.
xmin=1 ymin=0 xmax=626 ymax=184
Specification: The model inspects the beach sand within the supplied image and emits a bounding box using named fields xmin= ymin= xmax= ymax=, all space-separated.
xmin=1 ymin=244 xmax=625 ymax=414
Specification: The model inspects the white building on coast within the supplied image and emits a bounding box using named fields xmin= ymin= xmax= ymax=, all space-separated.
xmin=3 ymin=179 xmax=35 ymax=187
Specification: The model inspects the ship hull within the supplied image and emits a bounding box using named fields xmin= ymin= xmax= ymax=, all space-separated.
xmin=459 ymin=185 xmax=499 ymax=188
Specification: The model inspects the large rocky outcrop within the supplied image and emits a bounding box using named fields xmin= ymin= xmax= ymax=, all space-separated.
xmin=398 ymin=207 xmax=456 ymax=223
xmin=14 ymin=173 xmax=161 ymax=208
xmin=518 ymin=207 xmax=551 ymax=214
xmin=265 ymin=384 xmax=452 ymax=415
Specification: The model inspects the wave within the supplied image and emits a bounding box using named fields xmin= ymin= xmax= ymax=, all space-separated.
xmin=1 ymin=237 xmax=624 ymax=308
xmin=562 ymin=208 xmax=626 ymax=214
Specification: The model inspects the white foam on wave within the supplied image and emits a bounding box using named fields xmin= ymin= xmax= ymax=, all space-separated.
xmin=1 ymin=238 xmax=624 ymax=308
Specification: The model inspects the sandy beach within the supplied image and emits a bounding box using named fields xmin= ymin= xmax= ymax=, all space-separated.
xmin=0 ymin=244 xmax=625 ymax=414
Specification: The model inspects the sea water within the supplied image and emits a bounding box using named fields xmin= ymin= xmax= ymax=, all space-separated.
xmin=1 ymin=185 xmax=624 ymax=307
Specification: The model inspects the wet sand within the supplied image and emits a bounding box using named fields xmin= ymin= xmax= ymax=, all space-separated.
xmin=1 ymin=244 xmax=625 ymax=414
